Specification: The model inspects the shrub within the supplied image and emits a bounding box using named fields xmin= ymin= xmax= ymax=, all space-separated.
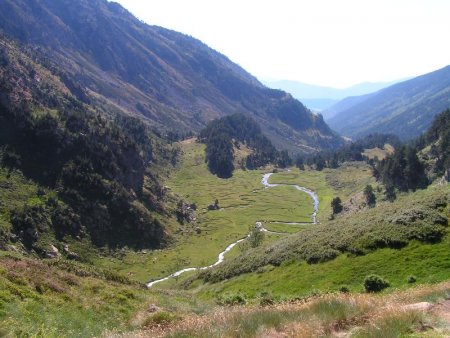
xmin=248 ymin=226 xmax=265 ymax=248
xmin=407 ymin=275 xmax=417 ymax=283
xmin=217 ymin=292 xmax=247 ymax=306
xmin=339 ymin=286 xmax=350 ymax=293
xmin=364 ymin=185 xmax=376 ymax=207
xmin=258 ymin=292 xmax=275 ymax=306
xmin=331 ymin=197 xmax=343 ymax=214
xmin=142 ymin=311 xmax=180 ymax=328
xmin=364 ymin=274 xmax=390 ymax=293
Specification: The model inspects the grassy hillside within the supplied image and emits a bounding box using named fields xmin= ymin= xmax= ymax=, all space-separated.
xmin=197 ymin=183 xmax=448 ymax=284
xmin=0 ymin=34 xmax=183 ymax=254
xmin=0 ymin=250 xmax=218 ymax=338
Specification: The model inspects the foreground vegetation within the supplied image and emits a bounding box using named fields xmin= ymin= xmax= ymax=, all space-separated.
xmin=135 ymin=281 xmax=450 ymax=337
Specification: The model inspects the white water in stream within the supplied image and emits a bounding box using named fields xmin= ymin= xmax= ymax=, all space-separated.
xmin=146 ymin=172 xmax=319 ymax=288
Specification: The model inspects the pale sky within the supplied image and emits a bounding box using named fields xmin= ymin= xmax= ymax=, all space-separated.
xmin=111 ymin=0 xmax=450 ymax=88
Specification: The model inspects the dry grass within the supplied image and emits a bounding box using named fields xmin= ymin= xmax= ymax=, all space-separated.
xmin=117 ymin=282 xmax=450 ymax=338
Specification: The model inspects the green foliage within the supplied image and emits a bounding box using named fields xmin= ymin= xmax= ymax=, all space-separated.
xmin=247 ymin=226 xmax=265 ymax=248
xmin=216 ymin=292 xmax=247 ymax=306
xmin=422 ymin=108 xmax=450 ymax=177
xmin=363 ymin=185 xmax=376 ymax=207
xmin=297 ymin=133 xmax=401 ymax=170
xmin=203 ymin=132 xmax=234 ymax=178
xmin=364 ymin=274 xmax=390 ymax=292
xmin=10 ymin=204 xmax=51 ymax=249
xmin=200 ymin=186 xmax=449 ymax=283
xmin=331 ymin=197 xmax=343 ymax=214
xmin=199 ymin=114 xmax=291 ymax=178
xmin=0 ymin=254 xmax=162 ymax=337
xmin=258 ymin=291 xmax=275 ymax=306
xmin=375 ymin=145 xmax=428 ymax=192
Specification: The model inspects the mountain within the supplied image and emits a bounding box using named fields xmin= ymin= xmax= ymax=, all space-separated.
xmin=0 ymin=34 xmax=180 ymax=252
xmin=322 ymin=92 xmax=377 ymax=120
xmin=327 ymin=65 xmax=450 ymax=140
xmin=0 ymin=0 xmax=343 ymax=153
xmin=263 ymin=79 xmax=400 ymax=111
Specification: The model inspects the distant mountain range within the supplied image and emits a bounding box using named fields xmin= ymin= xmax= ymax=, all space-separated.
xmin=0 ymin=0 xmax=343 ymax=153
xmin=263 ymin=80 xmax=401 ymax=111
xmin=326 ymin=65 xmax=450 ymax=140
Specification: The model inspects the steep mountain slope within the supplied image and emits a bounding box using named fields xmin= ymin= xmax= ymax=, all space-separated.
xmin=327 ymin=65 xmax=450 ymax=140
xmin=0 ymin=34 xmax=179 ymax=253
xmin=321 ymin=92 xmax=377 ymax=120
xmin=0 ymin=0 xmax=342 ymax=153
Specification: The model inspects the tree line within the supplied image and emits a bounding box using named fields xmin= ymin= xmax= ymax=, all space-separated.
xmin=198 ymin=114 xmax=292 ymax=178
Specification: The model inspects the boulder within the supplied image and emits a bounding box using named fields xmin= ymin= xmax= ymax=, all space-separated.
xmin=44 ymin=244 xmax=60 ymax=259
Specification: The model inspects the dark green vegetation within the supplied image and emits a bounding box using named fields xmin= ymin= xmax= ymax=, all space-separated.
xmin=297 ymin=133 xmax=401 ymax=170
xmin=0 ymin=35 xmax=180 ymax=254
xmin=0 ymin=0 xmax=343 ymax=153
xmin=331 ymin=197 xmax=343 ymax=215
xmin=199 ymin=114 xmax=291 ymax=177
xmin=328 ymin=65 xmax=450 ymax=140
xmin=363 ymin=274 xmax=390 ymax=292
xmin=375 ymin=109 xmax=450 ymax=192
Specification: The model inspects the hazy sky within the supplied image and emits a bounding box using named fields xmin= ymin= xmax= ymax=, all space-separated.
xmin=111 ymin=0 xmax=450 ymax=88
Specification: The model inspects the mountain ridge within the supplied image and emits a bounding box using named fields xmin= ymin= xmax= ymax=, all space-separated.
xmin=327 ymin=65 xmax=450 ymax=140
xmin=0 ymin=0 xmax=343 ymax=153
xmin=263 ymin=79 xmax=402 ymax=111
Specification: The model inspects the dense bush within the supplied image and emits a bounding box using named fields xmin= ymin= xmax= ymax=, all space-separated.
xmin=11 ymin=205 xmax=51 ymax=249
xmin=331 ymin=197 xmax=343 ymax=215
xmin=363 ymin=274 xmax=390 ymax=292
xmin=217 ymin=292 xmax=247 ymax=306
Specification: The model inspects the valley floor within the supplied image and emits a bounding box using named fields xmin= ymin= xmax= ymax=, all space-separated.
xmin=0 ymin=139 xmax=449 ymax=337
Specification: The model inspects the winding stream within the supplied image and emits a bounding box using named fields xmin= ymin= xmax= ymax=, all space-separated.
xmin=146 ymin=172 xmax=319 ymax=288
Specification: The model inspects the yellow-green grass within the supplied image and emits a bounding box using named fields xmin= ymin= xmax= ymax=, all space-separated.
xmin=193 ymin=235 xmax=450 ymax=301
xmin=88 ymin=144 xmax=390 ymax=287
xmin=0 ymin=252 xmax=207 ymax=338
xmin=91 ymin=140 xmax=314 ymax=283
xmin=270 ymin=163 xmax=376 ymax=221
xmin=264 ymin=223 xmax=312 ymax=234
xmin=362 ymin=144 xmax=395 ymax=160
